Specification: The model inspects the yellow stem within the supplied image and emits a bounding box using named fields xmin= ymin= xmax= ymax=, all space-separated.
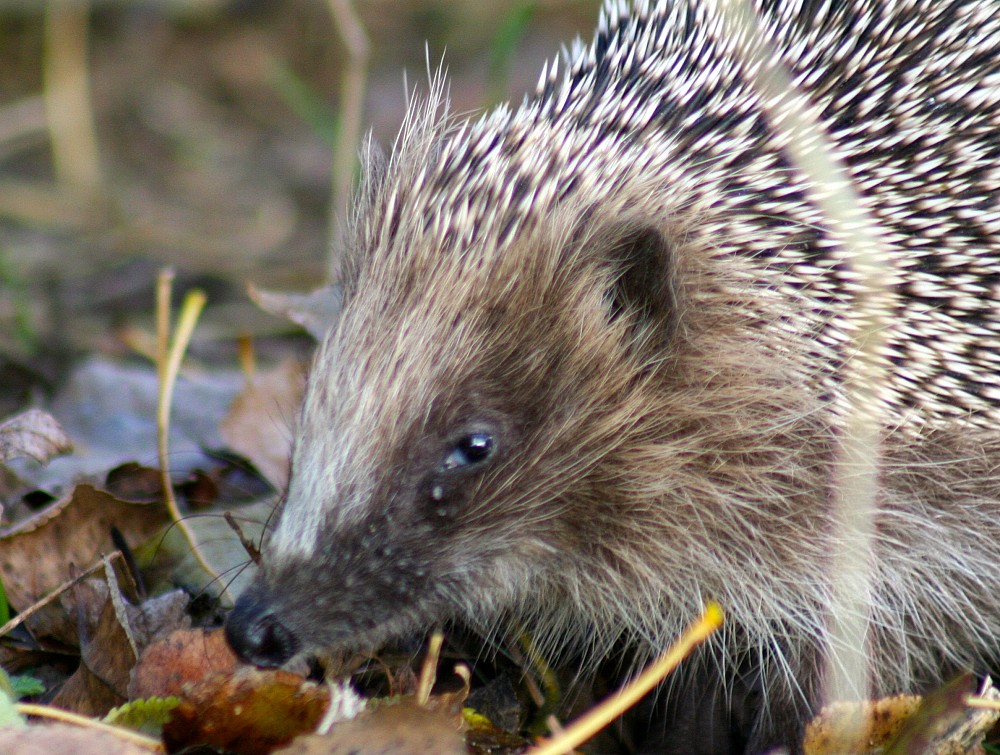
xmin=16 ymin=703 xmax=164 ymax=752
xmin=154 ymin=274 xmax=225 ymax=599
xmin=527 ymin=603 xmax=724 ymax=755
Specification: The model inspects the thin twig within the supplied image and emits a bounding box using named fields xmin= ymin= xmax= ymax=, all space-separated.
xmin=416 ymin=630 xmax=444 ymax=706
xmin=224 ymin=511 xmax=261 ymax=565
xmin=527 ymin=603 xmax=724 ymax=755
xmin=16 ymin=703 xmax=164 ymax=752
xmin=154 ymin=271 xmax=226 ymax=600
xmin=0 ymin=553 xmax=120 ymax=639
xmin=156 ymin=269 xmax=173 ymax=381
xmin=966 ymin=696 xmax=1000 ymax=710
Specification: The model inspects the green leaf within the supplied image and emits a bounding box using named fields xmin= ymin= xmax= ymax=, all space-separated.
xmin=10 ymin=676 xmax=44 ymax=699
xmin=105 ymin=696 xmax=181 ymax=738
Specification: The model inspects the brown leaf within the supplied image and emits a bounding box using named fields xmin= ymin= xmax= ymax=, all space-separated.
xmin=128 ymin=627 xmax=237 ymax=700
xmin=805 ymin=675 xmax=1000 ymax=755
xmin=276 ymin=698 xmax=466 ymax=755
xmin=103 ymin=463 xmax=164 ymax=503
xmin=0 ymin=484 xmax=168 ymax=643
xmin=51 ymin=577 xmax=137 ymax=716
xmin=162 ymin=665 xmax=330 ymax=755
xmin=0 ymin=409 xmax=73 ymax=465
xmin=50 ymin=660 xmax=128 ymax=720
xmin=178 ymin=468 xmax=219 ymax=508
xmin=804 ymin=694 xmax=923 ymax=754
xmin=247 ymin=282 xmax=342 ymax=342
xmin=122 ymin=589 xmax=191 ymax=651
xmin=219 ymin=359 xmax=304 ymax=491
xmin=885 ymin=674 xmax=1000 ymax=755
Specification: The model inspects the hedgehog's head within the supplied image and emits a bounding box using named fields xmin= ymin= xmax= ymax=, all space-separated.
xmin=224 ymin=105 xmax=690 ymax=667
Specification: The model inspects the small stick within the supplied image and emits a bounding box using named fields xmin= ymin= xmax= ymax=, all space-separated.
xmin=16 ymin=702 xmax=164 ymax=752
xmin=527 ymin=603 xmax=724 ymax=755
xmin=416 ymin=630 xmax=444 ymax=705
xmin=224 ymin=511 xmax=262 ymax=565
xmin=154 ymin=271 xmax=225 ymax=599
xmin=0 ymin=553 xmax=119 ymax=639
xmin=966 ymin=696 xmax=1000 ymax=710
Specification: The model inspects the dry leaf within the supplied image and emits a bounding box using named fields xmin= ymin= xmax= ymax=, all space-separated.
xmin=220 ymin=358 xmax=305 ymax=490
xmin=885 ymin=674 xmax=1000 ymax=755
xmin=804 ymin=694 xmax=922 ymax=754
xmin=0 ymin=409 xmax=73 ymax=465
xmin=52 ymin=580 xmax=137 ymax=716
xmin=162 ymin=665 xmax=330 ymax=754
xmin=49 ymin=567 xmax=189 ymax=717
xmin=805 ymin=675 xmax=1000 ymax=754
xmin=103 ymin=463 xmax=164 ymax=503
xmin=129 ymin=628 xmax=238 ymax=700
xmin=23 ymin=357 xmax=241 ymax=493
xmin=247 ymin=282 xmax=342 ymax=341
xmin=277 ymin=697 xmax=466 ymax=755
xmin=0 ymin=484 xmax=168 ymax=642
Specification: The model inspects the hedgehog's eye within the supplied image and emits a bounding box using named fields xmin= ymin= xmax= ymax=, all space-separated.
xmin=442 ymin=432 xmax=495 ymax=470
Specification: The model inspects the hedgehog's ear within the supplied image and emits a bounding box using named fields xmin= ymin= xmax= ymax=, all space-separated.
xmin=601 ymin=221 xmax=679 ymax=352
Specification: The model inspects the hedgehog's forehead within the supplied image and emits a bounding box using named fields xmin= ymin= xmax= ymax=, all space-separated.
xmin=347 ymin=156 xmax=582 ymax=323
xmin=349 ymin=102 xmax=589 ymax=272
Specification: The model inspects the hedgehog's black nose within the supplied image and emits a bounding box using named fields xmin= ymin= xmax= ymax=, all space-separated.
xmin=225 ymin=590 xmax=300 ymax=667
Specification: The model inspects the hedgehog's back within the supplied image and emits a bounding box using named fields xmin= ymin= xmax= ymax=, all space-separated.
xmin=525 ymin=0 xmax=1000 ymax=425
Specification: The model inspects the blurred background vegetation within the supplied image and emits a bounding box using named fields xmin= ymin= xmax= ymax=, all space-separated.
xmin=0 ymin=0 xmax=598 ymax=411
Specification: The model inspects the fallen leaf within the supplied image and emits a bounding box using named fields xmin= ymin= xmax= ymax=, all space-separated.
xmin=52 ymin=577 xmax=138 ymax=716
xmin=805 ymin=675 xmax=1000 ymax=755
xmin=105 ymin=696 xmax=180 ymax=739
xmin=220 ymin=358 xmax=305 ymax=491
xmin=0 ymin=484 xmax=168 ymax=643
xmin=804 ymin=694 xmax=922 ymax=754
xmin=162 ymin=664 xmax=330 ymax=754
xmin=129 ymin=628 xmax=238 ymax=701
xmin=247 ymin=282 xmax=342 ymax=342
xmin=16 ymin=357 xmax=241 ymax=493
xmin=125 ymin=590 xmax=191 ymax=651
xmin=49 ymin=565 xmax=189 ymax=718
xmin=0 ymin=409 xmax=72 ymax=465
xmin=885 ymin=674 xmax=1000 ymax=755
xmin=103 ymin=464 xmax=164 ymax=504
xmin=276 ymin=697 xmax=466 ymax=755
xmin=177 ymin=468 xmax=219 ymax=508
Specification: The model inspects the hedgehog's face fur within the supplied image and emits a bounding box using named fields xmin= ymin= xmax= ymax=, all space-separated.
xmin=229 ymin=178 xmax=687 ymax=663
xmin=225 ymin=98 xmax=832 ymax=670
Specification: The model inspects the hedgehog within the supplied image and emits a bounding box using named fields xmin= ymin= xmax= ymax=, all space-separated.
xmin=224 ymin=0 xmax=1000 ymax=752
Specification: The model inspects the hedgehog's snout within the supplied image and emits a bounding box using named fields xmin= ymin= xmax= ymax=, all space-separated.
xmin=225 ymin=589 xmax=300 ymax=667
